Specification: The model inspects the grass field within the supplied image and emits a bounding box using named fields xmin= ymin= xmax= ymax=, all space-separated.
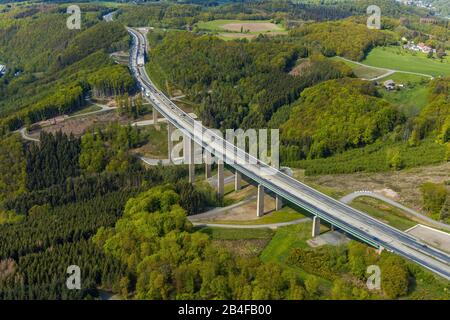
xmin=331 ymin=56 xmax=431 ymax=116
xmin=378 ymin=73 xmax=431 ymax=116
xmin=260 ymin=222 xmax=335 ymax=291
xmin=131 ymin=123 xmax=168 ymax=158
xmin=350 ymin=197 xmax=417 ymax=231
xmin=196 ymin=226 xmax=274 ymax=258
xmin=196 ymin=19 xmax=287 ymax=40
xmin=363 ymin=46 xmax=450 ymax=77
xmin=260 ymin=223 xmax=314 ymax=263
xmin=331 ymin=57 xmax=387 ymax=79
xmin=196 ymin=226 xmax=274 ymax=240
xmin=211 ymin=206 xmax=306 ymax=225
xmin=197 ymin=19 xmax=285 ymax=33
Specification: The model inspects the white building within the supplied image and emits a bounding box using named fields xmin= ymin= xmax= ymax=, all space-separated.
xmin=0 ymin=64 xmax=6 ymax=75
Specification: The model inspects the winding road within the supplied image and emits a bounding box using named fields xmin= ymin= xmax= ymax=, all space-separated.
xmin=337 ymin=56 xmax=435 ymax=81
xmin=341 ymin=191 xmax=450 ymax=232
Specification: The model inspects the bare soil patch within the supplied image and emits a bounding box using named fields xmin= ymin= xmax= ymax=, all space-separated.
xmin=289 ymin=59 xmax=313 ymax=76
xmin=219 ymin=33 xmax=256 ymax=39
xmin=209 ymin=193 xmax=277 ymax=222
xmin=303 ymin=162 xmax=450 ymax=211
xmin=28 ymin=111 xmax=126 ymax=138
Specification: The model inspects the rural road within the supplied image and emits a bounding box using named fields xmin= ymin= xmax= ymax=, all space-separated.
xmin=340 ymin=191 xmax=450 ymax=232
xmin=337 ymin=56 xmax=435 ymax=81
xmin=102 ymin=11 xmax=117 ymax=22
xmin=18 ymin=127 xmax=40 ymax=142
xmin=191 ymin=218 xmax=310 ymax=229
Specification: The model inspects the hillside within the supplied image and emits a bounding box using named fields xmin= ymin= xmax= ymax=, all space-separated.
xmin=0 ymin=4 xmax=133 ymax=133
xmin=281 ymin=78 xmax=403 ymax=159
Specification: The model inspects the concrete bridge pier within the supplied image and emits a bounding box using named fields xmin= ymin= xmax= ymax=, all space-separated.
xmin=204 ymin=152 xmax=212 ymax=180
xmin=312 ymin=216 xmax=321 ymax=237
xmin=153 ymin=107 xmax=158 ymax=124
xmin=167 ymin=123 xmax=174 ymax=163
xmin=275 ymin=195 xmax=283 ymax=211
xmin=184 ymin=136 xmax=195 ymax=183
xmin=217 ymin=160 xmax=224 ymax=197
xmin=234 ymin=171 xmax=242 ymax=191
xmin=257 ymin=184 xmax=265 ymax=217
xmin=205 ymin=163 xmax=212 ymax=180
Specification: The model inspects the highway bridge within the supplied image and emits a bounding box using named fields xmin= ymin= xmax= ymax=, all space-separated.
xmin=127 ymin=27 xmax=450 ymax=281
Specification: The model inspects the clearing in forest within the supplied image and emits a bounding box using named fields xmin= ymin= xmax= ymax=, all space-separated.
xmin=196 ymin=19 xmax=286 ymax=39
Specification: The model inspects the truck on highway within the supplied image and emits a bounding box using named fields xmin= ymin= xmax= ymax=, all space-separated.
xmin=137 ymin=55 xmax=145 ymax=67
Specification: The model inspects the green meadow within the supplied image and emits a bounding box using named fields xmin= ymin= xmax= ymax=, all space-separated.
xmin=363 ymin=46 xmax=450 ymax=77
xmin=378 ymin=73 xmax=431 ymax=116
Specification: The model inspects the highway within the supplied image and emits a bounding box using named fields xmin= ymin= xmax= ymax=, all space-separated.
xmin=127 ymin=27 xmax=450 ymax=281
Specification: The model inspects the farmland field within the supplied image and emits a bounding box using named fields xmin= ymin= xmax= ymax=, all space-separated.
xmin=363 ymin=46 xmax=450 ymax=77
xmin=197 ymin=19 xmax=285 ymax=32
xmin=196 ymin=19 xmax=287 ymax=40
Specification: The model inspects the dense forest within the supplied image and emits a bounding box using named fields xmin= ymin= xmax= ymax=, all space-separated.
xmin=0 ymin=0 xmax=448 ymax=301
xmin=113 ymin=0 xmax=435 ymax=29
xmin=289 ymin=19 xmax=398 ymax=61
xmin=409 ymin=77 xmax=450 ymax=146
xmin=0 ymin=129 xmax=218 ymax=299
xmin=92 ymin=185 xmax=378 ymax=299
xmin=0 ymin=4 xmax=134 ymax=133
xmin=148 ymin=31 xmax=352 ymax=130
xmin=281 ymin=78 xmax=403 ymax=160
xmin=144 ymin=12 xmax=448 ymax=171
xmin=285 ymin=77 xmax=449 ymax=173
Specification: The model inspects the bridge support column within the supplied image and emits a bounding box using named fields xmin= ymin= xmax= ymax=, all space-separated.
xmin=188 ymin=164 xmax=195 ymax=183
xmin=204 ymin=152 xmax=212 ymax=180
xmin=234 ymin=171 xmax=241 ymax=191
xmin=257 ymin=185 xmax=265 ymax=217
xmin=275 ymin=195 xmax=283 ymax=211
xmin=153 ymin=107 xmax=158 ymax=125
xmin=377 ymin=246 xmax=384 ymax=255
xmin=312 ymin=216 xmax=321 ymax=237
xmin=167 ymin=123 xmax=174 ymax=163
xmin=184 ymin=136 xmax=195 ymax=183
xmin=205 ymin=164 xmax=212 ymax=180
xmin=217 ymin=160 xmax=224 ymax=197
